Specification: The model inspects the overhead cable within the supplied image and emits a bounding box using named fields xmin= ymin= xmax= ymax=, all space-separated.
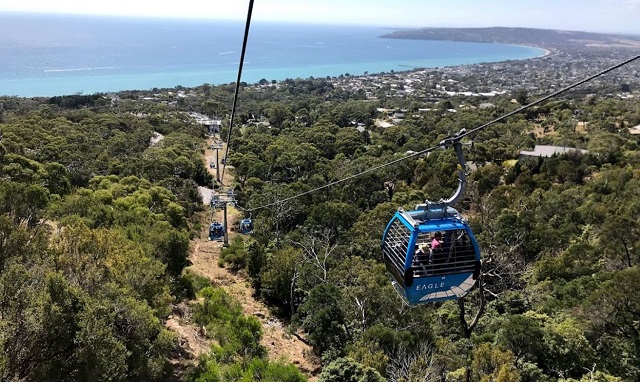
xmin=243 ymin=55 xmax=640 ymax=212
xmin=221 ymin=0 xmax=255 ymax=184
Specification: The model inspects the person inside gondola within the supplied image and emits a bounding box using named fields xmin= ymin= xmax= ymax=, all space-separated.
xmin=429 ymin=232 xmax=446 ymax=271
xmin=414 ymin=244 xmax=429 ymax=264
xmin=431 ymin=232 xmax=443 ymax=252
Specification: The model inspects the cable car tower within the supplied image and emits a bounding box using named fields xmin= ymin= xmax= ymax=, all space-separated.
xmin=382 ymin=136 xmax=481 ymax=305
xmin=209 ymin=187 xmax=236 ymax=246
xmin=208 ymin=141 xmax=224 ymax=183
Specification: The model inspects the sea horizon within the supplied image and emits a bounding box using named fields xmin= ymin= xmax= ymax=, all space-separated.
xmin=0 ymin=13 xmax=547 ymax=97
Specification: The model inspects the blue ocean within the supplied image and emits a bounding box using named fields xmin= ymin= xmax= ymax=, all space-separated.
xmin=0 ymin=13 xmax=545 ymax=97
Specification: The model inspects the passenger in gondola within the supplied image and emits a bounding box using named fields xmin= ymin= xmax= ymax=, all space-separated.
xmin=431 ymin=232 xmax=443 ymax=251
xmin=429 ymin=232 xmax=445 ymax=271
xmin=414 ymin=244 xmax=429 ymax=265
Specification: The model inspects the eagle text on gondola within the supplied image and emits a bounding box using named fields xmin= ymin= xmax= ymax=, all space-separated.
xmin=416 ymin=282 xmax=445 ymax=290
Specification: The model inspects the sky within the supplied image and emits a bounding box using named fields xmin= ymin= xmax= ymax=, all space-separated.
xmin=0 ymin=0 xmax=639 ymax=34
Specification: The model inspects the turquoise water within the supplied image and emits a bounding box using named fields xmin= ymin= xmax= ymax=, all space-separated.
xmin=0 ymin=13 xmax=545 ymax=97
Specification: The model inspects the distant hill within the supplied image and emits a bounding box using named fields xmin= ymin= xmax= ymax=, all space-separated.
xmin=381 ymin=27 xmax=640 ymax=50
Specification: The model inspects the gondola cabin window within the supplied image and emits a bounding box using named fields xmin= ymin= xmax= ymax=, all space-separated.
xmin=412 ymin=230 xmax=477 ymax=277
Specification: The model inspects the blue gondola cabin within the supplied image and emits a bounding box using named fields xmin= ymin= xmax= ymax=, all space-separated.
xmin=209 ymin=222 xmax=224 ymax=241
xmin=240 ymin=218 xmax=253 ymax=234
xmin=382 ymin=205 xmax=481 ymax=305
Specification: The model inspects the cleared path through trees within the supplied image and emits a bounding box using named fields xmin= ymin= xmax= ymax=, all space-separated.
xmin=167 ymin=136 xmax=320 ymax=379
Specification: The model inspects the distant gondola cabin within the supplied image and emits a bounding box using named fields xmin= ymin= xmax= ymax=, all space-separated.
xmin=240 ymin=218 xmax=253 ymax=234
xmin=209 ymin=222 xmax=224 ymax=241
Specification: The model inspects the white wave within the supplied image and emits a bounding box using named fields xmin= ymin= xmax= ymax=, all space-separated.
xmin=219 ymin=51 xmax=235 ymax=55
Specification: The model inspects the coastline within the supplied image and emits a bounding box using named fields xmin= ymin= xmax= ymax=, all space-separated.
xmin=507 ymin=43 xmax=552 ymax=58
xmin=1 ymin=44 xmax=546 ymax=97
xmin=1 ymin=19 xmax=551 ymax=97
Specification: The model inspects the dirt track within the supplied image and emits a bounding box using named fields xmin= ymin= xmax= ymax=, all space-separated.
xmin=166 ymin=136 xmax=319 ymax=378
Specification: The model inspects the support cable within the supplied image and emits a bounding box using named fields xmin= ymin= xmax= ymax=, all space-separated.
xmin=221 ymin=0 xmax=254 ymax=184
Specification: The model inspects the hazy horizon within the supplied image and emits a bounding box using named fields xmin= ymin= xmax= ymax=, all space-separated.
xmin=1 ymin=10 xmax=639 ymax=37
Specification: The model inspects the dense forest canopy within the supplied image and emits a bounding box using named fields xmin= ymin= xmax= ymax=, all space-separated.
xmin=1 ymin=45 xmax=640 ymax=382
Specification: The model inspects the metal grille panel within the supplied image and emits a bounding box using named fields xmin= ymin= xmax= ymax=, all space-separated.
xmin=412 ymin=230 xmax=477 ymax=277
xmin=383 ymin=219 xmax=411 ymax=274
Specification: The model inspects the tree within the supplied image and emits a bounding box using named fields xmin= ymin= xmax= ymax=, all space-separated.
xmin=219 ymin=235 xmax=250 ymax=271
xmin=0 ymin=180 xmax=50 ymax=228
xmin=495 ymin=314 xmax=545 ymax=364
xmin=335 ymin=128 xmax=366 ymax=158
xmin=387 ymin=343 xmax=440 ymax=382
xmin=249 ymin=182 xmax=302 ymax=245
xmin=582 ymin=267 xmax=640 ymax=380
xmin=189 ymin=355 xmax=308 ymax=382
xmin=0 ymin=225 xmax=175 ymax=382
xmin=148 ymin=221 xmax=190 ymax=276
xmin=293 ymin=283 xmax=350 ymax=355
xmin=470 ymin=343 xmax=520 ymax=382
xmin=318 ymin=358 xmax=385 ymax=382
xmin=305 ymin=202 xmax=360 ymax=241
xmin=267 ymin=103 xmax=293 ymax=128
xmin=542 ymin=317 xmax=596 ymax=379
xmin=348 ymin=202 xmax=397 ymax=260
xmin=238 ymin=357 xmax=308 ymax=382
xmin=289 ymin=229 xmax=339 ymax=284
xmin=329 ymin=257 xmax=401 ymax=333
xmin=513 ymin=88 xmax=528 ymax=105
xmin=260 ymin=246 xmax=304 ymax=317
